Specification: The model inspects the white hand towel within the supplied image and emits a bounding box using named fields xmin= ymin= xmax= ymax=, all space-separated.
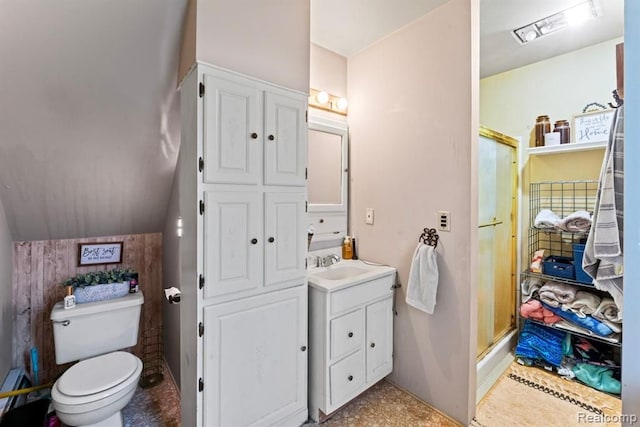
xmin=406 ymin=243 xmax=439 ymax=314
xmin=534 ymin=209 xmax=561 ymax=229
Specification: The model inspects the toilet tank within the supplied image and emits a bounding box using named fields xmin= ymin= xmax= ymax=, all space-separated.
xmin=50 ymin=292 xmax=144 ymax=364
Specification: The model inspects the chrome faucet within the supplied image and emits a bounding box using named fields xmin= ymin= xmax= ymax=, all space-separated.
xmin=324 ymin=254 xmax=340 ymax=266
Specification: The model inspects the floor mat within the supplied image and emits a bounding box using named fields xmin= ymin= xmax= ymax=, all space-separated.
xmin=474 ymin=362 xmax=622 ymax=427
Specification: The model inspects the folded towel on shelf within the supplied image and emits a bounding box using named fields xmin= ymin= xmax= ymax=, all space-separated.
xmin=406 ymin=243 xmax=439 ymax=314
xmin=556 ymin=210 xmax=592 ymax=232
xmin=592 ymin=297 xmax=622 ymax=323
xmin=539 ymin=281 xmax=578 ymax=308
xmin=520 ymin=300 xmax=561 ymax=324
xmin=561 ymin=290 xmax=601 ymax=318
xmin=543 ymin=303 xmax=614 ymax=337
xmin=515 ymin=319 xmax=566 ymax=366
xmin=555 ymin=321 xmax=621 ymax=344
xmin=592 ymin=298 xmax=622 ymax=332
xmin=534 ymin=209 xmax=561 ymax=229
xmin=521 ymin=277 xmax=543 ymax=302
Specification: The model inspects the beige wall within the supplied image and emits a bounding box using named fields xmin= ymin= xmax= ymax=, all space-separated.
xmin=162 ymin=162 xmax=181 ymax=388
xmin=195 ymin=0 xmax=310 ymax=92
xmin=178 ymin=0 xmax=196 ymax=84
xmin=347 ymin=0 xmax=478 ymax=423
xmin=309 ymin=43 xmax=348 ymax=123
xmin=0 ymin=198 xmax=13 ymax=377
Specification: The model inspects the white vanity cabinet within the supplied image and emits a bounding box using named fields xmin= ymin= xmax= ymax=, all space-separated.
xmin=308 ymin=264 xmax=396 ymax=421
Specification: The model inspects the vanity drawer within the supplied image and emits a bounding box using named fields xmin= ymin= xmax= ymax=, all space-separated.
xmin=330 ymin=309 xmax=364 ymax=361
xmin=329 ymin=350 xmax=365 ymax=407
xmin=330 ymin=274 xmax=394 ymax=316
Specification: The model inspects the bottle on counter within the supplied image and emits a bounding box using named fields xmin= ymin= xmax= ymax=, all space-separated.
xmin=64 ymin=285 xmax=76 ymax=309
xmin=535 ymin=115 xmax=551 ymax=147
xmin=553 ymin=120 xmax=571 ymax=144
xmin=342 ymin=236 xmax=353 ymax=260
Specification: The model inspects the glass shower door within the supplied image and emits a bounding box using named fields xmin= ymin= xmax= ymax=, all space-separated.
xmin=477 ymin=133 xmax=516 ymax=358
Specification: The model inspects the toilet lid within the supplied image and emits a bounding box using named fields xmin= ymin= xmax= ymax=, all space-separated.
xmin=57 ymin=352 xmax=139 ymax=397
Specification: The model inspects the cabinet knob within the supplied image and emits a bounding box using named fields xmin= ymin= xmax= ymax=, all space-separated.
xmin=251 ymin=132 xmax=258 ymax=139
xmin=268 ymin=134 xmax=275 ymax=141
xmin=301 ymin=346 xmax=307 ymax=352
xmin=268 ymin=237 xmax=275 ymax=243
xmin=319 ymin=218 xmax=324 ymax=223
xmin=251 ymin=238 xmax=258 ymax=245
xmin=348 ymin=332 xmax=353 ymax=338
xmin=370 ymin=342 xmax=376 ymax=348
xmin=348 ymin=375 xmax=353 ymax=382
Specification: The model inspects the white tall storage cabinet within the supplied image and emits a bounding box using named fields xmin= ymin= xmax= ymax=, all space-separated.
xmin=179 ymin=63 xmax=308 ymax=427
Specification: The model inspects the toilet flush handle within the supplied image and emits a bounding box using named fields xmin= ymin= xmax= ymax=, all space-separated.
xmin=53 ymin=320 xmax=70 ymax=326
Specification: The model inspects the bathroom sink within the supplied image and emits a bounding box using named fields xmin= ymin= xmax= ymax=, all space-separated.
xmin=308 ymin=260 xmax=396 ymax=291
xmin=312 ymin=266 xmax=369 ymax=281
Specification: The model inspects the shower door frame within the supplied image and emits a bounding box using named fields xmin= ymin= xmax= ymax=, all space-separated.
xmin=477 ymin=126 xmax=519 ymax=360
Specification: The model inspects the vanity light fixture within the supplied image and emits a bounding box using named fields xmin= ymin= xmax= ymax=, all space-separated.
xmin=512 ymin=0 xmax=600 ymax=45
xmin=309 ymin=88 xmax=348 ymax=116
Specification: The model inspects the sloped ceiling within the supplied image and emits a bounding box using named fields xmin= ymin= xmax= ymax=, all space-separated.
xmin=0 ymin=0 xmax=188 ymax=241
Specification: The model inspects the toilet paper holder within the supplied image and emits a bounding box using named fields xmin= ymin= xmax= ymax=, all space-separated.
xmin=164 ymin=287 xmax=181 ymax=304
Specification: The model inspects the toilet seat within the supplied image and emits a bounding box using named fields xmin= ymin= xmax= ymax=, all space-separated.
xmin=52 ymin=351 xmax=142 ymax=413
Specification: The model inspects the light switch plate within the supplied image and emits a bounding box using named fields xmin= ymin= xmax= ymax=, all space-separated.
xmin=365 ymin=208 xmax=374 ymax=225
xmin=437 ymin=211 xmax=450 ymax=231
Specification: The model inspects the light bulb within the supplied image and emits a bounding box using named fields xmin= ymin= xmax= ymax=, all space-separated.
xmin=316 ymin=91 xmax=329 ymax=105
xmin=336 ymin=98 xmax=348 ymax=111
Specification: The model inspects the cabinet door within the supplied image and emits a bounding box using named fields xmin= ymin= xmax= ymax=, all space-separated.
xmin=203 ymin=286 xmax=307 ymax=427
xmin=264 ymin=92 xmax=307 ymax=186
xmin=264 ymin=192 xmax=306 ymax=286
xmin=203 ymin=74 xmax=262 ymax=184
xmin=366 ymin=297 xmax=393 ymax=383
xmin=203 ymin=190 xmax=262 ymax=298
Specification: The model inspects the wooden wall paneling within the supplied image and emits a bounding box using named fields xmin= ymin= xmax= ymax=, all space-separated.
xmin=11 ymin=233 xmax=163 ymax=385
xmin=29 ymin=241 xmax=44 ymax=384
xmin=12 ymin=242 xmax=31 ymax=372
xmin=42 ymin=241 xmax=57 ymax=383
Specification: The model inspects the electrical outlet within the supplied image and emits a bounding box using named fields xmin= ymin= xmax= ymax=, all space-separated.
xmin=365 ymin=208 xmax=374 ymax=225
xmin=437 ymin=211 xmax=451 ymax=231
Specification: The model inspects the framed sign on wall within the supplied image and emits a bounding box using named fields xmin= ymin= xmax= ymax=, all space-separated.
xmin=573 ymin=109 xmax=615 ymax=144
xmin=77 ymin=242 xmax=123 ymax=266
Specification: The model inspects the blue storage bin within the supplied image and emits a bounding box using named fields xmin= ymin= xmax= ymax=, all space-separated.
xmin=573 ymin=244 xmax=594 ymax=285
xmin=543 ymin=255 xmax=575 ymax=280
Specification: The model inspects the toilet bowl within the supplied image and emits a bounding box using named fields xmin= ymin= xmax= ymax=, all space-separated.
xmin=52 ymin=351 xmax=143 ymax=427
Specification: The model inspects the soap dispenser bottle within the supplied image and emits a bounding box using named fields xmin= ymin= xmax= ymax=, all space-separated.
xmin=342 ymin=236 xmax=353 ymax=260
xmin=64 ymin=285 xmax=76 ymax=310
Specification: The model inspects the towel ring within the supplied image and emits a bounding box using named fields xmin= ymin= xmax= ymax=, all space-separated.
xmin=419 ymin=228 xmax=439 ymax=248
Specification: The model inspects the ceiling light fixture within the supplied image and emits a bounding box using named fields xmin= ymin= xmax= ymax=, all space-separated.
xmin=512 ymin=0 xmax=600 ymax=45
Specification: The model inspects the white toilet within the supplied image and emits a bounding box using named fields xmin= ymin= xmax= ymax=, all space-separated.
xmin=50 ymin=292 xmax=144 ymax=427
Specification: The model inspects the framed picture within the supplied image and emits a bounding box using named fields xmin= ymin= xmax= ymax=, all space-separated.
xmin=77 ymin=242 xmax=123 ymax=266
xmin=573 ymin=109 xmax=615 ymax=144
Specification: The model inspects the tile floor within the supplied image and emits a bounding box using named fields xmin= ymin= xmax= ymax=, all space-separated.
xmin=124 ymin=374 xmax=455 ymax=427
xmin=122 ymin=371 xmax=181 ymax=427
xmin=123 ymin=361 xmax=619 ymax=426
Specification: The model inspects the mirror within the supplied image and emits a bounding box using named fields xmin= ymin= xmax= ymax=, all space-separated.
xmin=308 ymin=117 xmax=348 ymax=213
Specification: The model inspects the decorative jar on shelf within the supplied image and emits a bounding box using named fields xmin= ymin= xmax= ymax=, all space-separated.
xmin=534 ymin=115 xmax=551 ymax=147
xmin=553 ymin=120 xmax=571 ymax=144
